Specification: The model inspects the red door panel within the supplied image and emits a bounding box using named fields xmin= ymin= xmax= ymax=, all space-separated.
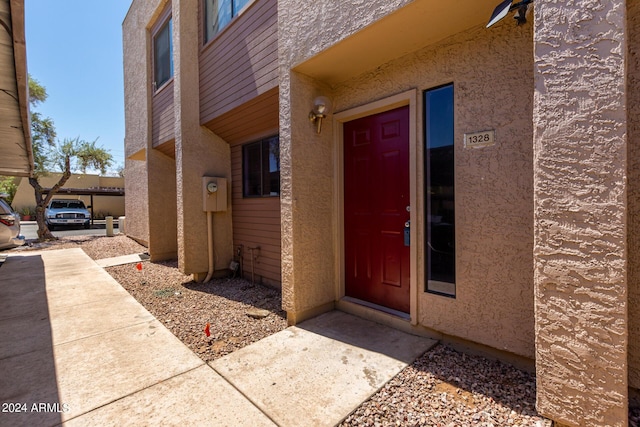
xmin=344 ymin=105 xmax=410 ymax=313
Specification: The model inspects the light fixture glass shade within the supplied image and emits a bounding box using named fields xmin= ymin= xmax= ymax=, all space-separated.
xmin=313 ymin=96 xmax=332 ymax=116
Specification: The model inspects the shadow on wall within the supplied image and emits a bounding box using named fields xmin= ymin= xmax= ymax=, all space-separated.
xmin=0 ymin=255 xmax=63 ymax=426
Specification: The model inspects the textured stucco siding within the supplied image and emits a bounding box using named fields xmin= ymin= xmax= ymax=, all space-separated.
xmin=124 ymin=158 xmax=149 ymax=245
xmin=533 ymin=1 xmax=628 ymax=425
xmin=172 ymin=0 xmax=234 ymax=275
xmin=123 ymin=0 xmax=168 ymax=246
xmin=279 ymin=0 xmax=411 ymax=68
xmin=279 ymin=0 xmax=536 ymax=352
xmin=628 ymin=0 xmax=640 ymax=392
xmin=334 ymin=23 xmax=534 ymax=356
xmin=279 ymin=71 xmax=336 ymax=317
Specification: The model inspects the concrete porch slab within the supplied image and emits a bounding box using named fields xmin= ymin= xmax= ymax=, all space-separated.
xmin=210 ymin=311 xmax=436 ymax=427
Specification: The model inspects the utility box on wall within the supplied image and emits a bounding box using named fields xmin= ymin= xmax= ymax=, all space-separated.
xmin=202 ymin=177 xmax=228 ymax=212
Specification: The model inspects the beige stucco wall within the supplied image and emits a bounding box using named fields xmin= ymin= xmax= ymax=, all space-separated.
xmin=346 ymin=20 xmax=534 ymax=358
xmin=279 ymin=0 xmax=415 ymax=323
xmin=280 ymin=0 xmax=535 ymax=356
xmin=12 ymin=174 xmax=125 ymax=217
xmin=122 ymin=0 xmax=168 ymax=246
xmin=147 ymin=149 xmax=177 ymax=260
xmin=279 ymin=0 xmax=411 ymax=67
xmin=533 ymin=1 xmax=628 ymax=425
xmin=172 ymin=0 xmax=233 ymax=275
xmin=628 ymin=0 xmax=640 ymax=393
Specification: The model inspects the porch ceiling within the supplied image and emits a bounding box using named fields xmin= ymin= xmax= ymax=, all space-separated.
xmin=0 ymin=0 xmax=31 ymax=177
xmin=293 ymin=0 xmax=500 ymax=85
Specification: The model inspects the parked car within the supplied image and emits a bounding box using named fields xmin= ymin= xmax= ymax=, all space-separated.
xmin=45 ymin=199 xmax=91 ymax=230
xmin=0 ymin=194 xmax=25 ymax=250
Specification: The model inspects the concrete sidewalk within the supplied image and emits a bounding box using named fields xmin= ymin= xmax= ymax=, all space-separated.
xmin=0 ymin=248 xmax=435 ymax=426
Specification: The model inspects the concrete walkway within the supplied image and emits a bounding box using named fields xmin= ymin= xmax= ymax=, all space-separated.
xmin=0 ymin=248 xmax=436 ymax=426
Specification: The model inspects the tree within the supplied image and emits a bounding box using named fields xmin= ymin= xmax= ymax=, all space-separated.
xmin=28 ymin=76 xmax=113 ymax=241
xmin=0 ymin=176 xmax=18 ymax=205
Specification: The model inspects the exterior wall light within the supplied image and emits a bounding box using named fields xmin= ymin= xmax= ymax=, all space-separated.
xmin=309 ymin=96 xmax=332 ymax=134
xmin=486 ymin=0 xmax=532 ymax=28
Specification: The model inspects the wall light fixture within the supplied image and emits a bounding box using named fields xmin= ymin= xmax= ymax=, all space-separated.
xmin=309 ymin=96 xmax=332 ymax=134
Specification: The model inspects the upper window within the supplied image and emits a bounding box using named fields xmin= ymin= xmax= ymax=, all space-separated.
xmin=204 ymin=0 xmax=251 ymax=42
xmin=243 ymin=136 xmax=280 ymax=197
xmin=153 ymin=17 xmax=173 ymax=91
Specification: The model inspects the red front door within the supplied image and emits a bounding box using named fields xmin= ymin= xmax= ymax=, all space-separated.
xmin=344 ymin=105 xmax=410 ymax=313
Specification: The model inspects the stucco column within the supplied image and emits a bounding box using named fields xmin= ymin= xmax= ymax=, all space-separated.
xmin=147 ymin=149 xmax=177 ymax=260
xmin=533 ymin=1 xmax=628 ymax=426
xmin=279 ymin=69 xmax=336 ymax=323
xmin=172 ymin=0 xmax=233 ymax=276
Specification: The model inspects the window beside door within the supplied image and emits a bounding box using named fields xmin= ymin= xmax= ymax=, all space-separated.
xmin=424 ymin=84 xmax=456 ymax=297
xmin=153 ymin=17 xmax=173 ymax=91
xmin=204 ymin=0 xmax=252 ymax=43
xmin=243 ymin=135 xmax=280 ymax=197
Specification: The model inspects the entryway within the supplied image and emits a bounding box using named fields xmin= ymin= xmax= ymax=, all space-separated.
xmin=343 ymin=105 xmax=411 ymax=313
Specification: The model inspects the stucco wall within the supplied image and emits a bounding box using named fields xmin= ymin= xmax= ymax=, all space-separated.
xmin=279 ymin=71 xmax=336 ymax=319
xmin=533 ymin=1 xmax=628 ymax=425
xmin=123 ymin=0 xmax=168 ymax=246
xmin=123 ymin=159 xmax=148 ymax=245
xmin=278 ymin=0 xmax=411 ymax=68
xmin=628 ymin=0 xmax=640 ymax=392
xmin=147 ymin=149 xmax=177 ymax=260
xmin=279 ymin=0 xmax=414 ymax=323
xmin=172 ymin=0 xmax=233 ymax=275
xmin=334 ymin=23 xmax=533 ymax=357
xmin=280 ymin=1 xmax=535 ymax=354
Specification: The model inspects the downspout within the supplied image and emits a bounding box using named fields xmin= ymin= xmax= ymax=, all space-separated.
xmin=202 ymin=210 xmax=214 ymax=282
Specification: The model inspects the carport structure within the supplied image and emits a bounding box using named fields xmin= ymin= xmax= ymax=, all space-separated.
xmin=41 ymin=187 xmax=125 ymax=225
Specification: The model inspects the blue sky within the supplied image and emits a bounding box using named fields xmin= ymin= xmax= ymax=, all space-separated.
xmin=25 ymin=1 xmax=132 ymax=174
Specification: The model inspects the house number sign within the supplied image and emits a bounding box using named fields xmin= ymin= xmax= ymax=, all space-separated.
xmin=464 ymin=130 xmax=495 ymax=148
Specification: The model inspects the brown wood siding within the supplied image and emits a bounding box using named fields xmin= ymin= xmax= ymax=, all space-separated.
xmin=153 ymin=139 xmax=175 ymax=159
xmin=152 ymin=81 xmax=175 ymax=147
xmin=231 ymin=140 xmax=281 ymax=287
xmin=199 ymin=0 xmax=278 ymax=125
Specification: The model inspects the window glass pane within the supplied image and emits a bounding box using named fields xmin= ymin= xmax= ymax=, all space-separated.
xmin=233 ymin=0 xmax=250 ymax=14
xmin=243 ymin=142 xmax=262 ymax=197
xmin=425 ymin=84 xmax=455 ymax=296
xmin=205 ymin=0 xmax=232 ymax=41
xmin=264 ymin=136 xmax=280 ymax=196
xmin=154 ymin=18 xmax=173 ymax=89
xmin=243 ymin=136 xmax=280 ymax=197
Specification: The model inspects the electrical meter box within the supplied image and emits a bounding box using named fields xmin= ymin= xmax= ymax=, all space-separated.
xmin=202 ymin=177 xmax=228 ymax=212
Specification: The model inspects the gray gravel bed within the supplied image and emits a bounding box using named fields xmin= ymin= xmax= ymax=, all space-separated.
xmin=340 ymin=344 xmax=548 ymax=427
xmin=106 ymin=259 xmax=287 ymax=362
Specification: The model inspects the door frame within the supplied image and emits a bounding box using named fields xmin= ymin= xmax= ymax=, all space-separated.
xmin=333 ymin=89 xmax=419 ymax=325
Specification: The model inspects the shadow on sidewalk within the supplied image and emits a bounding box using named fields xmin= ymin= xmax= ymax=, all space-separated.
xmin=0 ymin=255 xmax=63 ymax=427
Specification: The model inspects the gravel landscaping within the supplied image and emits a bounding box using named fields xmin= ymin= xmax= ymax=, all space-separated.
xmin=8 ymin=235 xmax=640 ymax=425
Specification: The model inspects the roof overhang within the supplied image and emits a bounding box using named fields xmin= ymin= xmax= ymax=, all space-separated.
xmin=0 ymin=0 xmax=32 ymax=177
xmin=293 ymin=0 xmax=500 ymax=86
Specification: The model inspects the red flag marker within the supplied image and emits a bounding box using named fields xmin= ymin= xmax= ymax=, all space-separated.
xmin=204 ymin=322 xmax=211 ymax=337
xmin=136 ymin=262 xmax=142 ymax=271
